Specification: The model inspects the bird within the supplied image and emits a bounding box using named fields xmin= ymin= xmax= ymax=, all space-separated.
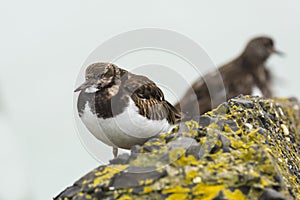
xmin=175 ymin=36 xmax=283 ymax=119
xmin=74 ymin=62 xmax=181 ymax=158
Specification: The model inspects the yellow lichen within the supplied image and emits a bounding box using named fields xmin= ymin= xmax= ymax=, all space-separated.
xmin=162 ymin=185 xmax=190 ymax=194
xmin=143 ymin=186 xmax=152 ymax=193
xmin=118 ymin=194 xmax=132 ymax=200
xmin=192 ymin=183 xmax=225 ymax=198
xmin=223 ymin=189 xmax=246 ymax=200
xmin=90 ymin=165 xmax=128 ymax=187
xmin=166 ymin=193 xmax=188 ymax=200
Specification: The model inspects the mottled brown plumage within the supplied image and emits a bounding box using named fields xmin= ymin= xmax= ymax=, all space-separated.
xmin=75 ymin=62 xmax=181 ymax=157
xmin=175 ymin=36 xmax=282 ymax=119
xmin=76 ymin=63 xmax=181 ymax=123
xmin=125 ymin=75 xmax=181 ymax=124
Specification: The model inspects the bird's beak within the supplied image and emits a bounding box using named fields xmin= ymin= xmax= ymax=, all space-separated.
xmin=74 ymin=81 xmax=93 ymax=92
xmin=271 ymin=48 xmax=284 ymax=56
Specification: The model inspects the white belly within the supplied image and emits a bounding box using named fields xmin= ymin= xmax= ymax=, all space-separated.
xmin=80 ymin=98 xmax=171 ymax=149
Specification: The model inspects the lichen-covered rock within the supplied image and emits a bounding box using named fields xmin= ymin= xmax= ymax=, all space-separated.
xmin=54 ymin=95 xmax=300 ymax=200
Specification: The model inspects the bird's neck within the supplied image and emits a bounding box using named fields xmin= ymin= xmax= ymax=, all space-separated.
xmin=239 ymin=53 xmax=265 ymax=70
xmin=77 ymin=87 xmax=129 ymax=119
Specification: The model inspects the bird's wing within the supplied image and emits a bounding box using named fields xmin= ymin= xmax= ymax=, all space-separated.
xmin=123 ymin=74 xmax=181 ymax=123
xmin=176 ymin=63 xmax=252 ymax=117
xmin=175 ymin=69 xmax=228 ymax=117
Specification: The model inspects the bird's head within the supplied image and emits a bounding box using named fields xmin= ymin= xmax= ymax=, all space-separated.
xmin=242 ymin=36 xmax=283 ymax=64
xmin=74 ymin=62 xmax=126 ymax=93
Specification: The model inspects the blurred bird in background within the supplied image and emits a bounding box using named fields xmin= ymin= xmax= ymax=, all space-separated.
xmin=175 ymin=36 xmax=283 ymax=119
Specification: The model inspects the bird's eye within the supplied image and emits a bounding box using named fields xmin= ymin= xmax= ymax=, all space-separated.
xmin=265 ymin=40 xmax=274 ymax=47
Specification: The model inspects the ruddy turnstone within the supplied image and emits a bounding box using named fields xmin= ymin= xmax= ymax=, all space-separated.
xmin=175 ymin=36 xmax=283 ymax=118
xmin=75 ymin=62 xmax=181 ymax=158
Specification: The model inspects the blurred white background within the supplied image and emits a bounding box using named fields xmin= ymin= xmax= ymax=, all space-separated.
xmin=0 ymin=1 xmax=299 ymax=199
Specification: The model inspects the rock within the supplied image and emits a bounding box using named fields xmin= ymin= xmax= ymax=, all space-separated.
xmin=259 ymin=189 xmax=287 ymax=200
xmin=167 ymin=137 xmax=198 ymax=150
xmin=54 ymin=95 xmax=300 ymax=200
xmin=109 ymin=153 xmax=130 ymax=165
xmin=109 ymin=166 xmax=167 ymax=190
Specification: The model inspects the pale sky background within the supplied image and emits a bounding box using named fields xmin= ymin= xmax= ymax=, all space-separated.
xmin=0 ymin=1 xmax=299 ymax=199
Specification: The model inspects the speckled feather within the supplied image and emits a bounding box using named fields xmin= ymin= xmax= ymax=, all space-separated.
xmin=75 ymin=63 xmax=181 ymax=151
xmin=123 ymin=73 xmax=181 ymax=123
xmin=77 ymin=63 xmax=181 ymax=123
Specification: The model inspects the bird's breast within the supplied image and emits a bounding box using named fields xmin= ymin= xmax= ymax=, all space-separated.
xmin=79 ymin=97 xmax=171 ymax=149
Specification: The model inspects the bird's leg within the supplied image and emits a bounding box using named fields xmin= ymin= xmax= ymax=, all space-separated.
xmin=113 ymin=146 xmax=118 ymax=158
